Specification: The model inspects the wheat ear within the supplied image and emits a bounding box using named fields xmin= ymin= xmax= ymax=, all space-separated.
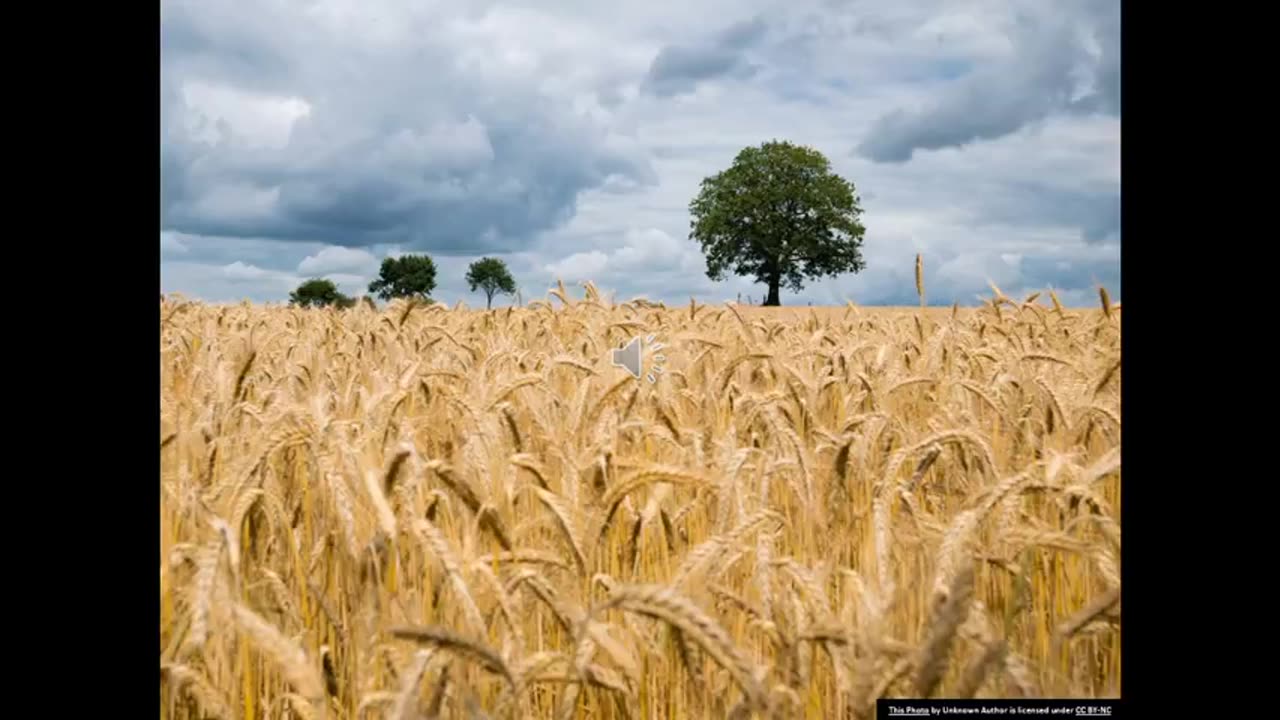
xmin=389 ymin=627 xmax=515 ymax=714
xmin=955 ymin=638 xmax=1006 ymax=699
xmin=533 ymin=486 xmax=588 ymax=575
xmin=387 ymin=649 xmax=434 ymax=720
xmin=162 ymin=663 xmax=232 ymax=719
xmin=913 ymin=564 xmax=976 ymax=697
xmin=231 ymin=603 xmax=325 ymax=702
xmin=412 ymin=518 xmax=486 ymax=637
xmin=594 ymin=465 xmax=707 ymax=545
xmin=915 ymin=253 xmax=925 ymax=306
xmin=588 ymin=583 xmax=767 ymax=711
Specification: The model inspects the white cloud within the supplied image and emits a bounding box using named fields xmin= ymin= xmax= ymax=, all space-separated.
xmin=612 ymin=228 xmax=689 ymax=271
xmin=163 ymin=261 xmax=292 ymax=303
xmin=297 ymin=246 xmax=381 ymax=276
xmin=180 ymin=81 xmax=311 ymax=148
xmin=545 ymin=251 xmax=609 ymax=282
xmin=222 ymin=261 xmax=289 ymax=282
xmin=535 ymin=227 xmax=706 ymax=299
xmin=326 ymin=273 xmax=372 ymax=298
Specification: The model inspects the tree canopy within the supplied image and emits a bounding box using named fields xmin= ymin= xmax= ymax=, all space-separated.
xmin=465 ymin=257 xmax=518 ymax=309
xmin=289 ymin=278 xmax=355 ymax=309
xmin=688 ymin=140 xmax=866 ymax=305
xmin=368 ymin=254 xmax=437 ymax=301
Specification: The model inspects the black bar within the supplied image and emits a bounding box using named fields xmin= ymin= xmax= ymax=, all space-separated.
xmin=878 ymin=699 xmax=1122 ymax=718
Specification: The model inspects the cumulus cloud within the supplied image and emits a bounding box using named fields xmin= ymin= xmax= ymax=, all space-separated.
xmin=545 ymin=251 xmax=609 ymax=283
xmin=642 ymin=17 xmax=767 ymax=97
xmin=222 ymin=261 xmax=294 ymax=284
xmin=161 ymin=0 xmax=658 ymax=254
xmin=179 ymin=81 xmax=311 ymax=148
xmin=296 ymin=246 xmax=381 ymax=276
xmin=612 ymin=228 xmax=690 ymax=271
xmin=856 ymin=1 xmax=1120 ymax=163
xmin=541 ymin=227 xmax=703 ymax=287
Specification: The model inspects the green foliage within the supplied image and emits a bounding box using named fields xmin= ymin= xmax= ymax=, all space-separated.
xmin=688 ymin=140 xmax=867 ymax=305
xmin=368 ymin=254 xmax=437 ymax=301
xmin=289 ymin=278 xmax=356 ymax=309
xmin=465 ymin=257 xmax=518 ymax=309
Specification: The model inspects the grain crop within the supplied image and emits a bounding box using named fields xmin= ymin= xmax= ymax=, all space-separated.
xmin=160 ymin=285 xmax=1121 ymax=718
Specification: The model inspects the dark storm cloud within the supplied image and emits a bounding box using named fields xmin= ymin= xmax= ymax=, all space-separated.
xmin=1020 ymin=255 xmax=1121 ymax=296
xmin=159 ymin=0 xmax=304 ymax=95
xmin=160 ymin=0 xmax=657 ymax=255
xmin=856 ymin=2 xmax=1120 ymax=163
xmin=642 ymin=17 xmax=768 ymax=97
xmin=977 ymin=182 xmax=1120 ymax=245
xmin=1067 ymin=0 xmax=1120 ymax=116
xmin=1080 ymin=194 xmax=1120 ymax=244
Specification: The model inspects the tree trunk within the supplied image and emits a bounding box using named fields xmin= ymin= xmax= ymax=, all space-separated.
xmin=764 ymin=268 xmax=781 ymax=306
xmin=486 ymin=292 xmax=493 ymax=310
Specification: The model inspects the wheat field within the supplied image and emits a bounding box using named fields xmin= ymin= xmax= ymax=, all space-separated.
xmin=160 ymin=282 xmax=1121 ymax=719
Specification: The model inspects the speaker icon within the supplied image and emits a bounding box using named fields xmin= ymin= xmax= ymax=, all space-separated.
xmin=612 ymin=334 xmax=665 ymax=383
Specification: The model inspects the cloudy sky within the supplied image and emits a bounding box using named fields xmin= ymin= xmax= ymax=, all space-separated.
xmin=160 ymin=0 xmax=1120 ymax=307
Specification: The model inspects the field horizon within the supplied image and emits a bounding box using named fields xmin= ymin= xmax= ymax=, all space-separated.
xmin=160 ymin=293 xmax=1121 ymax=316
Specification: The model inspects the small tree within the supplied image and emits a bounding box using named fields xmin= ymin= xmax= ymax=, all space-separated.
xmin=465 ymin=257 xmax=517 ymax=309
xmin=368 ymin=254 xmax=437 ymax=301
xmin=689 ymin=140 xmax=867 ymax=305
xmin=289 ymin=278 xmax=355 ymax=308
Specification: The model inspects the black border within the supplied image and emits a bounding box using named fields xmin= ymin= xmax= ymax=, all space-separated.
xmin=1114 ymin=2 xmax=1202 ymax=715
xmin=1117 ymin=3 xmax=1145 ymax=714
xmin=32 ymin=1 xmax=163 ymax=709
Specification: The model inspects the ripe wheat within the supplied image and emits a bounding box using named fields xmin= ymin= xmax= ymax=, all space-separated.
xmin=161 ymin=287 xmax=1121 ymax=718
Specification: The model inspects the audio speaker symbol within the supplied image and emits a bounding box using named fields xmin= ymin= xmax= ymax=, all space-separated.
xmin=612 ymin=337 xmax=642 ymax=378
xmin=612 ymin=334 xmax=666 ymax=383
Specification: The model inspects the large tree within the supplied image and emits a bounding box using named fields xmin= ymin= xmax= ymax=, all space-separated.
xmin=688 ymin=140 xmax=867 ymax=305
xmin=368 ymin=254 xmax=437 ymax=301
xmin=289 ymin=278 xmax=355 ymax=308
xmin=465 ymin=257 xmax=517 ymax=309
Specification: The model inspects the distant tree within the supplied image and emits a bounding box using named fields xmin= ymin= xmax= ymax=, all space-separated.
xmin=688 ymin=140 xmax=867 ymax=306
xmin=465 ymin=257 xmax=517 ymax=309
xmin=368 ymin=254 xmax=437 ymax=301
xmin=289 ymin=278 xmax=355 ymax=308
